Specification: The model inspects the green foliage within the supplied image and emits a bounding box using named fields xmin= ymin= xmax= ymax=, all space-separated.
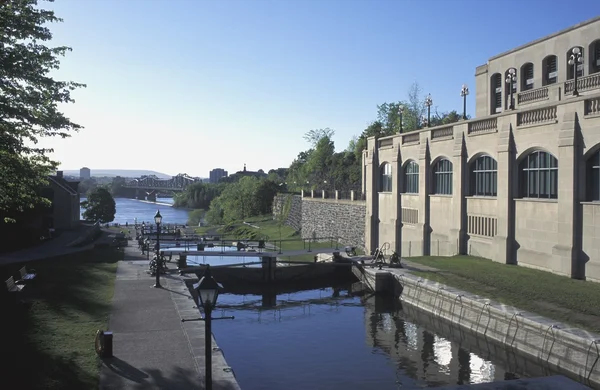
xmin=187 ymin=209 xmax=205 ymax=226
xmin=205 ymin=177 xmax=279 ymax=224
xmin=80 ymin=187 xmax=116 ymax=223
xmin=173 ymin=182 xmax=223 ymax=209
xmin=0 ymin=0 xmax=85 ymax=222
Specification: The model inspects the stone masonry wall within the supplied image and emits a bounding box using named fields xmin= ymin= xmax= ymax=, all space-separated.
xmin=301 ymin=199 xmax=365 ymax=250
xmin=272 ymin=195 xmax=366 ymax=249
xmin=272 ymin=194 xmax=302 ymax=232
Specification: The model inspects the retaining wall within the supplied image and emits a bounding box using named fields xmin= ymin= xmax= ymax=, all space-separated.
xmin=353 ymin=266 xmax=600 ymax=389
xmin=272 ymin=195 xmax=366 ymax=249
xmin=272 ymin=194 xmax=302 ymax=231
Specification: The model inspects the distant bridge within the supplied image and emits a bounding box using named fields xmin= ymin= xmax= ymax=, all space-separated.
xmin=123 ymin=173 xmax=199 ymax=191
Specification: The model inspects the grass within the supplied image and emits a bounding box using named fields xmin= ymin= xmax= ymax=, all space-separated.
xmin=407 ymin=255 xmax=600 ymax=333
xmin=0 ymin=247 xmax=120 ymax=389
xmin=195 ymin=215 xmax=346 ymax=262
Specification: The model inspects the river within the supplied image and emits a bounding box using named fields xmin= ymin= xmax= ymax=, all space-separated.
xmin=102 ymin=197 xmax=544 ymax=389
xmin=80 ymin=197 xmax=191 ymax=225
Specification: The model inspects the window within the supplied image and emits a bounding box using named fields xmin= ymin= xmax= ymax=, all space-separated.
xmin=520 ymin=63 xmax=534 ymax=91
xmin=519 ymin=151 xmax=558 ymax=199
xmin=567 ymin=47 xmax=584 ymax=80
xmin=379 ymin=163 xmax=392 ymax=192
xmin=404 ymin=160 xmax=419 ymax=194
xmin=542 ymin=55 xmax=558 ymax=85
xmin=588 ymin=149 xmax=600 ymax=201
xmin=590 ymin=40 xmax=600 ymax=74
xmin=432 ymin=159 xmax=453 ymax=195
xmin=471 ymin=155 xmax=498 ymax=196
xmin=490 ymin=73 xmax=502 ymax=114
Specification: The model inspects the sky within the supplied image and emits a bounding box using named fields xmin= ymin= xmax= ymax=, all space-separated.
xmin=40 ymin=0 xmax=600 ymax=178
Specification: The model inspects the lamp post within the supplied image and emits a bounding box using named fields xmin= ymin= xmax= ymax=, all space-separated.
xmin=398 ymin=104 xmax=404 ymax=133
xmin=153 ymin=210 xmax=162 ymax=288
xmin=424 ymin=94 xmax=433 ymax=127
xmin=194 ymin=265 xmax=222 ymax=390
xmin=505 ymin=68 xmax=517 ymax=109
xmin=568 ymin=46 xmax=583 ymax=96
xmin=460 ymin=84 xmax=469 ymax=120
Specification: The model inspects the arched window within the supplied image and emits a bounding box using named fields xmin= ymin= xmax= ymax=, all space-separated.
xmin=403 ymin=160 xmax=419 ymax=194
xmin=520 ymin=63 xmax=534 ymax=91
xmin=542 ymin=55 xmax=558 ymax=85
xmin=432 ymin=159 xmax=453 ymax=195
xmin=490 ymin=73 xmax=502 ymax=114
xmin=379 ymin=163 xmax=392 ymax=192
xmin=519 ymin=151 xmax=558 ymax=199
xmin=470 ymin=155 xmax=498 ymax=196
xmin=567 ymin=47 xmax=584 ymax=80
xmin=588 ymin=149 xmax=600 ymax=201
xmin=590 ymin=40 xmax=600 ymax=74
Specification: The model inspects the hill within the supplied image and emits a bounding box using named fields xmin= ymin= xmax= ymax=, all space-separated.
xmin=61 ymin=169 xmax=172 ymax=179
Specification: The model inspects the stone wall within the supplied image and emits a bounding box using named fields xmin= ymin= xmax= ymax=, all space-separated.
xmin=301 ymin=199 xmax=365 ymax=249
xmin=272 ymin=194 xmax=366 ymax=249
xmin=272 ymin=194 xmax=302 ymax=232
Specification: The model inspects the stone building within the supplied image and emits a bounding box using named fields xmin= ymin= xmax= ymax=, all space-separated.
xmin=46 ymin=171 xmax=81 ymax=230
xmin=363 ymin=17 xmax=600 ymax=281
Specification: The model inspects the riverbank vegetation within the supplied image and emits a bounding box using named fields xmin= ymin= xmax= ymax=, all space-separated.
xmin=408 ymin=256 xmax=600 ymax=332
xmin=0 ymin=248 xmax=119 ymax=388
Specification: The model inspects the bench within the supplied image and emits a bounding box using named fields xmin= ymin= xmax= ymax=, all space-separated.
xmin=17 ymin=266 xmax=36 ymax=283
xmin=5 ymin=276 xmax=25 ymax=293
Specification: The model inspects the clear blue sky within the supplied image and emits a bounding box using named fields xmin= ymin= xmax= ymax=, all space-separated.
xmin=43 ymin=0 xmax=600 ymax=177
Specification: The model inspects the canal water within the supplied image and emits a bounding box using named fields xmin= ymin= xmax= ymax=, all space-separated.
xmin=107 ymin=197 xmax=543 ymax=389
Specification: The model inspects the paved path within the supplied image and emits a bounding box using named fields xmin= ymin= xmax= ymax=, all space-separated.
xmin=99 ymin=242 xmax=240 ymax=390
xmin=0 ymin=226 xmax=97 ymax=266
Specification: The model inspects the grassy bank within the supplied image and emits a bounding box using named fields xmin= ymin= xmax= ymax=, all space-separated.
xmin=0 ymin=248 xmax=120 ymax=389
xmin=196 ymin=215 xmax=344 ymax=262
xmin=407 ymin=255 xmax=600 ymax=333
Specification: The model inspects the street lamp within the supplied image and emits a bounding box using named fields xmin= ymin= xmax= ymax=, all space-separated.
xmin=460 ymin=84 xmax=469 ymax=120
xmin=153 ymin=210 xmax=162 ymax=288
xmin=424 ymin=94 xmax=433 ymax=127
xmin=194 ymin=265 xmax=223 ymax=390
xmin=568 ymin=46 xmax=583 ymax=96
xmin=398 ymin=104 xmax=405 ymax=133
xmin=505 ymin=68 xmax=517 ymax=109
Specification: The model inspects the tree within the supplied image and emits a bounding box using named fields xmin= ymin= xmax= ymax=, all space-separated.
xmin=81 ymin=187 xmax=116 ymax=223
xmin=1 ymin=0 xmax=85 ymax=221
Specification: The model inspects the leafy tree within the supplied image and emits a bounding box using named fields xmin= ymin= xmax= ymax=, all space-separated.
xmin=0 ymin=0 xmax=85 ymax=221
xmin=173 ymin=182 xmax=223 ymax=209
xmin=81 ymin=187 xmax=116 ymax=223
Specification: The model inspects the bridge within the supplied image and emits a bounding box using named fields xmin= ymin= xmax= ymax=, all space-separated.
xmin=123 ymin=173 xmax=198 ymax=190
xmin=121 ymin=173 xmax=199 ymax=200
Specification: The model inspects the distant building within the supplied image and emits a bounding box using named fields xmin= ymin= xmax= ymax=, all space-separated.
xmin=209 ymin=168 xmax=228 ymax=183
xmin=44 ymin=171 xmax=81 ymax=230
xmin=80 ymin=167 xmax=91 ymax=180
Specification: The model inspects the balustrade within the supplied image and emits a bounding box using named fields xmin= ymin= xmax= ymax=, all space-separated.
xmin=564 ymin=72 xmax=600 ymax=94
xmin=430 ymin=127 xmax=453 ymax=140
xmin=517 ymin=86 xmax=549 ymax=105
xmin=467 ymin=117 xmax=497 ymax=135
xmin=516 ymin=105 xmax=557 ymax=127
xmin=378 ymin=138 xmax=393 ymax=148
xmin=585 ymin=97 xmax=600 ymax=116
xmin=401 ymin=132 xmax=420 ymax=144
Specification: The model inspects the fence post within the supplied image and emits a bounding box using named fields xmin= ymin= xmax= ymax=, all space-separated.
xmin=335 ymin=190 xmax=339 ymax=200
xmin=351 ymin=190 xmax=355 ymax=201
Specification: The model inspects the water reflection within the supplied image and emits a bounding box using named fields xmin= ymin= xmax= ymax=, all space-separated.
xmin=364 ymin=295 xmax=516 ymax=388
xmin=205 ymin=285 xmax=527 ymax=390
xmin=80 ymin=197 xmax=190 ymax=225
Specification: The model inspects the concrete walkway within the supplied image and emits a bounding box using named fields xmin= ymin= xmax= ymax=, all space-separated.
xmin=99 ymin=242 xmax=240 ymax=390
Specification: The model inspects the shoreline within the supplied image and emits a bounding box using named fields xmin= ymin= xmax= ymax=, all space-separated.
xmin=113 ymin=197 xmax=195 ymax=211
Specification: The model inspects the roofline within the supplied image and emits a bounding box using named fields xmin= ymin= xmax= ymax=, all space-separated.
xmin=488 ymin=15 xmax=600 ymax=62
xmin=48 ymin=176 xmax=78 ymax=196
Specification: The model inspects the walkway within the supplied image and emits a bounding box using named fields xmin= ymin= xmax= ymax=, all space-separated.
xmin=0 ymin=225 xmax=97 ymax=266
xmin=99 ymin=241 xmax=240 ymax=390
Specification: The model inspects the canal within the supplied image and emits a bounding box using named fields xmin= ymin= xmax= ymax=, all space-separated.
xmin=106 ymin=197 xmax=548 ymax=389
